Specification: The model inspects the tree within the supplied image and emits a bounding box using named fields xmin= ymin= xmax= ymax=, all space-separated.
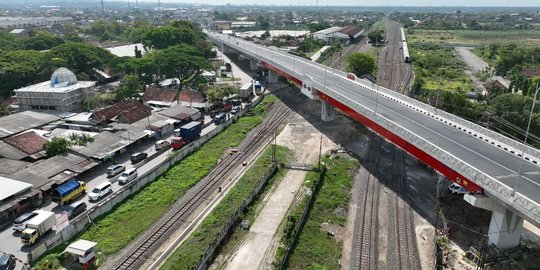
xmin=45 ymin=43 xmax=117 ymax=79
xmin=142 ymin=21 xmax=204 ymax=50
xmin=0 ymin=105 xmax=10 ymax=116
xmin=308 ymin=22 xmax=331 ymax=33
xmin=44 ymin=137 xmax=69 ymax=157
xmin=207 ymin=86 xmax=237 ymax=103
xmin=23 ymin=31 xmax=64 ymax=50
xmin=153 ymin=44 xmax=211 ymax=91
xmin=346 ymin=53 xmax=376 ymax=78
xmin=115 ymin=74 xmax=142 ymax=100
xmin=0 ymin=50 xmax=47 ymax=97
xmin=117 ymin=57 xmax=156 ymax=85
xmin=368 ymin=29 xmax=385 ymax=45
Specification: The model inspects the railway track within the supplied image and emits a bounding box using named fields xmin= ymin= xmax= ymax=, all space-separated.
xmin=391 ymin=148 xmax=419 ymax=270
xmin=115 ymin=100 xmax=292 ymax=270
xmin=351 ymin=133 xmax=382 ymax=270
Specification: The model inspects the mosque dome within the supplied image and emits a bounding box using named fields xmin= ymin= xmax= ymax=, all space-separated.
xmin=50 ymin=68 xmax=78 ymax=87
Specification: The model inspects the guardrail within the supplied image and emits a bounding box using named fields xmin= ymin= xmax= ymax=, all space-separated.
xmin=27 ymin=95 xmax=265 ymax=263
xmin=210 ymin=34 xmax=540 ymax=227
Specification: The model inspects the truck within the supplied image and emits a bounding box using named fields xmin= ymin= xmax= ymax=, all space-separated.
xmin=51 ymin=179 xmax=87 ymax=206
xmin=254 ymin=81 xmax=262 ymax=94
xmin=21 ymin=210 xmax=55 ymax=245
xmin=239 ymin=82 xmax=253 ymax=99
xmin=171 ymin=122 xmax=202 ymax=150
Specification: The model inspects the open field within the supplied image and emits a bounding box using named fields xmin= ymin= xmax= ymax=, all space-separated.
xmin=34 ymin=95 xmax=279 ymax=269
xmin=408 ymin=29 xmax=540 ymax=47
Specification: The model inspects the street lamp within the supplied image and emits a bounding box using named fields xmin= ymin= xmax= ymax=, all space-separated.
xmin=513 ymin=83 xmax=540 ymax=196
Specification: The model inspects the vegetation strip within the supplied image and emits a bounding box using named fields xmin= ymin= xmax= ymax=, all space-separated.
xmin=34 ymin=95 xmax=279 ymax=269
xmin=160 ymin=145 xmax=291 ymax=270
xmin=283 ymin=155 xmax=359 ymax=270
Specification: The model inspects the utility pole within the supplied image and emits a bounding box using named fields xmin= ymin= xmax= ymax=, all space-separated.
xmin=101 ymin=0 xmax=105 ymax=15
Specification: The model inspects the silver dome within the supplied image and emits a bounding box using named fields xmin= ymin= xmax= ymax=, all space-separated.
xmin=50 ymin=67 xmax=78 ymax=87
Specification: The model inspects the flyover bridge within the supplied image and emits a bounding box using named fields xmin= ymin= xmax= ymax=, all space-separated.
xmin=207 ymin=31 xmax=540 ymax=248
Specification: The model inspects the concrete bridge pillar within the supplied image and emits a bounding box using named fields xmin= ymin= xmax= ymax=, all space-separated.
xmin=250 ymin=59 xmax=258 ymax=70
xmin=465 ymin=195 xmax=523 ymax=249
xmin=222 ymin=45 xmax=232 ymax=54
xmin=321 ymin=100 xmax=335 ymax=121
xmin=268 ymin=70 xmax=279 ymax=83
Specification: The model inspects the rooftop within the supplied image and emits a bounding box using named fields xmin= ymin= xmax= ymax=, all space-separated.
xmin=314 ymin=26 xmax=343 ymax=35
xmin=0 ymin=158 xmax=30 ymax=176
xmin=0 ymin=176 xmax=32 ymax=202
xmin=0 ymin=110 xmax=62 ymax=139
xmin=4 ymin=131 xmax=46 ymax=155
xmin=14 ymin=80 xmax=95 ymax=94
xmin=158 ymin=104 xmax=200 ymax=121
xmin=143 ymin=87 xmax=178 ymax=103
xmin=179 ymin=90 xmax=205 ymax=104
xmin=71 ymin=131 xmax=129 ymax=160
xmin=105 ymin=43 xmax=146 ymax=58
xmin=339 ymin=25 xmax=364 ymax=38
xmin=91 ymin=100 xmax=152 ymax=124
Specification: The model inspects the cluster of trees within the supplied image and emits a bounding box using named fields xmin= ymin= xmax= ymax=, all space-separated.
xmin=391 ymin=12 xmax=536 ymax=30
xmin=346 ymin=53 xmax=376 ymax=78
xmin=296 ymin=37 xmax=325 ymax=53
xmin=367 ymin=29 xmax=385 ymax=45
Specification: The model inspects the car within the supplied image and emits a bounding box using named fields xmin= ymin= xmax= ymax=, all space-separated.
xmin=130 ymin=152 xmax=148 ymax=164
xmin=12 ymin=212 xmax=39 ymax=231
xmin=231 ymin=106 xmax=241 ymax=115
xmin=448 ymin=183 xmax=469 ymax=195
xmin=64 ymin=200 xmax=87 ymax=219
xmin=106 ymin=164 xmax=125 ymax=177
xmin=118 ymin=168 xmax=138 ymax=185
xmin=155 ymin=140 xmax=170 ymax=151
xmin=0 ymin=254 xmax=15 ymax=270
xmin=89 ymin=182 xmax=112 ymax=201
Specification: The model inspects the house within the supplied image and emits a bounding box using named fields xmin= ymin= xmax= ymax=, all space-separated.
xmin=90 ymin=100 xmax=152 ymax=125
xmin=0 ymin=131 xmax=47 ymax=161
xmin=338 ymin=25 xmax=364 ymax=43
xmin=178 ymin=90 xmax=208 ymax=109
xmin=483 ymin=79 xmax=509 ymax=95
xmin=143 ymin=87 xmax=178 ymax=108
xmin=158 ymin=104 xmax=202 ymax=124
xmin=522 ymin=68 xmax=540 ymax=78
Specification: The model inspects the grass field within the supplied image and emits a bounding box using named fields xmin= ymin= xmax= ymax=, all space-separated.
xmin=160 ymin=145 xmax=291 ymax=270
xmin=408 ymin=29 xmax=540 ymax=47
xmin=285 ymin=155 xmax=359 ymax=270
xmin=34 ymin=95 xmax=279 ymax=270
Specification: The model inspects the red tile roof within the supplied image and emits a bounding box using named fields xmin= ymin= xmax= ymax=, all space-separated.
xmin=179 ymin=90 xmax=205 ymax=103
xmin=4 ymin=131 xmax=46 ymax=155
xmin=92 ymin=99 xmax=152 ymax=124
xmin=143 ymin=87 xmax=178 ymax=103
xmin=339 ymin=25 xmax=363 ymax=38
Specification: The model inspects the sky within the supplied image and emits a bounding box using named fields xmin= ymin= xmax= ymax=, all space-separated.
xmin=159 ymin=0 xmax=540 ymax=6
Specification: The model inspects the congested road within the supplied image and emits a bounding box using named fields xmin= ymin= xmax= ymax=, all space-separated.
xmin=209 ymin=31 xmax=540 ymax=226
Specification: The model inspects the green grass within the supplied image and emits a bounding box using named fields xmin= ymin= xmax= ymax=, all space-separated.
xmin=285 ymin=155 xmax=359 ymax=270
xmin=160 ymin=145 xmax=291 ymax=270
xmin=408 ymin=29 xmax=540 ymax=46
xmin=33 ymin=95 xmax=279 ymax=269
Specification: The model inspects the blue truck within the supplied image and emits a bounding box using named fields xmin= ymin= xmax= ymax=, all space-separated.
xmin=51 ymin=179 xmax=87 ymax=206
xmin=180 ymin=121 xmax=202 ymax=142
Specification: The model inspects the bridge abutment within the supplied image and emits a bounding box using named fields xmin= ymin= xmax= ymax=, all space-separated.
xmin=321 ymin=100 xmax=335 ymax=121
xmin=465 ymin=195 xmax=523 ymax=249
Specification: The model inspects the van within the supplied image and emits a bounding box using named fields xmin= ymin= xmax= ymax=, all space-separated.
xmin=89 ymin=182 xmax=112 ymax=201
xmin=155 ymin=140 xmax=170 ymax=151
xmin=12 ymin=212 xmax=39 ymax=231
xmin=118 ymin=168 xmax=138 ymax=185
xmin=64 ymin=201 xmax=87 ymax=219
xmin=130 ymin=152 xmax=148 ymax=164
xmin=448 ymin=183 xmax=468 ymax=195
xmin=106 ymin=164 xmax=125 ymax=177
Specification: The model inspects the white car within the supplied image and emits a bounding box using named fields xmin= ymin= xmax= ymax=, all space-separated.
xmin=118 ymin=168 xmax=138 ymax=185
xmin=89 ymin=182 xmax=112 ymax=201
xmin=106 ymin=164 xmax=125 ymax=178
xmin=448 ymin=183 xmax=468 ymax=195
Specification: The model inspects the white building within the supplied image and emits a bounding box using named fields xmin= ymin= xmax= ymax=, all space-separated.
xmin=15 ymin=68 xmax=95 ymax=113
xmin=0 ymin=17 xmax=72 ymax=28
xmin=313 ymin=26 xmax=350 ymax=45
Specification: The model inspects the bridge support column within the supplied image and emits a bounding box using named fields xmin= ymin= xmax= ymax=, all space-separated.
xmin=321 ymin=100 xmax=335 ymax=121
xmin=222 ymin=45 xmax=231 ymax=53
xmin=465 ymin=195 xmax=523 ymax=249
xmin=268 ymin=70 xmax=279 ymax=83
xmin=250 ymin=59 xmax=258 ymax=70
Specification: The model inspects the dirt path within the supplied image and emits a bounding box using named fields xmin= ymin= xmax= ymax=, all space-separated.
xmin=224 ymin=121 xmax=336 ymax=270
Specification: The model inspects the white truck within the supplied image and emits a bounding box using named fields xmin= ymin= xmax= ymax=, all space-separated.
xmin=21 ymin=210 xmax=55 ymax=245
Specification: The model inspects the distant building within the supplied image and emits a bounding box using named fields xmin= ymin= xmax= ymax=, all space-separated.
xmin=0 ymin=16 xmax=72 ymax=28
xmin=9 ymin=28 xmax=28 ymax=38
xmin=313 ymin=26 xmax=350 ymax=46
xmin=231 ymin=21 xmax=257 ymax=28
xmin=15 ymin=68 xmax=95 ymax=113
xmin=338 ymin=25 xmax=364 ymax=43
xmin=213 ymin=20 xmax=231 ymax=31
